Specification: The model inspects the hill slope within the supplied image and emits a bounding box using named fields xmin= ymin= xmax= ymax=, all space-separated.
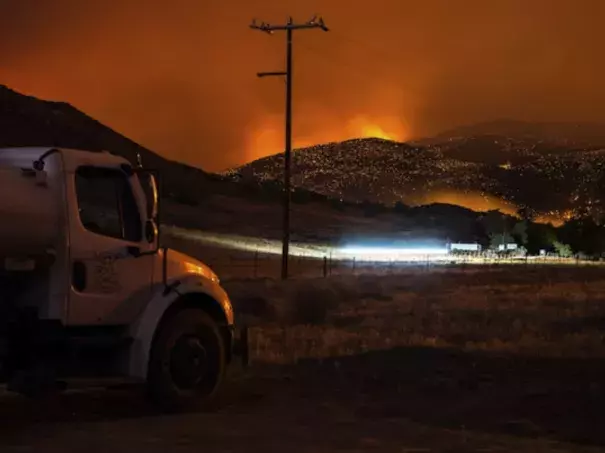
xmin=232 ymin=134 xmax=605 ymax=221
xmin=422 ymin=119 xmax=605 ymax=147
xmin=0 ymin=85 xmax=248 ymax=201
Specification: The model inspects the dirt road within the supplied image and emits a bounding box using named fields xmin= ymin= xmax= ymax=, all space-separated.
xmin=2 ymin=347 xmax=604 ymax=453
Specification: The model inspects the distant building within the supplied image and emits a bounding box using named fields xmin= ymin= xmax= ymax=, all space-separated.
xmin=449 ymin=243 xmax=481 ymax=252
xmin=497 ymin=243 xmax=518 ymax=252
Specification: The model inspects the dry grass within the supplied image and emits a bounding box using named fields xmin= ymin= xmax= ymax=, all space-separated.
xmin=3 ymin=266 xmax=605 ymax=451
xmin=219 ymin=266 xmax=605 ymax=448
xmin=223 ymin=267 xmax=605 ymax=364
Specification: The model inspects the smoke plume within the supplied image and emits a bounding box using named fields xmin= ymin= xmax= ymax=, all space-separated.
xmin=1 ymin=0 xmax=603 ymax=171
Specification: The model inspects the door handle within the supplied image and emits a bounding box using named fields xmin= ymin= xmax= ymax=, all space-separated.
xmin=127 ymin=246 xmax=141 ymax=257
xmin=72 ymin=261 xmax=87 ymax=292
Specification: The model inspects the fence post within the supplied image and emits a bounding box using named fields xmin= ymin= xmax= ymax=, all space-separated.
xmin=253 ymin=250 xmax=259 ymax=278
xmin=352 ymin=257 xmax=356 ymax=274
xmin=323 ymin=256 xmax=328 ymax=278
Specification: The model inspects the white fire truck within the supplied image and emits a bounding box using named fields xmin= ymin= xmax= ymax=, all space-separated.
xmin=0 ymin=147 xmax=247 ymax=411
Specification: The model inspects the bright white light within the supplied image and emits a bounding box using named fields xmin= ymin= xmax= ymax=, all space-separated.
xmin=337 ymin=245 xmax=449 ymax=261
xmin=339 ymin=246 xmax=448 ymax=256
xmin=166 ymin=226 xmax=452 ymax=263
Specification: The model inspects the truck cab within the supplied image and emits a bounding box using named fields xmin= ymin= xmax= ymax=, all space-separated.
xmin=0 ymin=147 xmax=246 ymax=411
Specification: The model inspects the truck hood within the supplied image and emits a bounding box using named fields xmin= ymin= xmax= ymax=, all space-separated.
xmin=164 ymin=248 xmax=220 ymax=283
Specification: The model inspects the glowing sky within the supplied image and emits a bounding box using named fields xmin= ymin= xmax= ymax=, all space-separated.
xmin=1 ymin=0 xmax=603 ymax=171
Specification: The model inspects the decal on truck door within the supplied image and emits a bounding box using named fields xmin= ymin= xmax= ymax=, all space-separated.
xmin=92 ymin=252 xmax=121 ymax=293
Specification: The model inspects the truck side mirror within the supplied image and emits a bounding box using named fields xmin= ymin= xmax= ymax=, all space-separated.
xmin=134 ymin=169 xmax=161 ymax=254
xmin=137 ymin=171 xmax=159 ymax=221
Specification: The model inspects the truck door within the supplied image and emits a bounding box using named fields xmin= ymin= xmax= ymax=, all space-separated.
xmin=67 ymin=165 xmax=155 ymax=326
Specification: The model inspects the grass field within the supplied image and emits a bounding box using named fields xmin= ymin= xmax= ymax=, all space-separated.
xmin=226 ymin=267 xmax=605 ymax=362
xmin=2 ymin=264 xmax=605 ymax=451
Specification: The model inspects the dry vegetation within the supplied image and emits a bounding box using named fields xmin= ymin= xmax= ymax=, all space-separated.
xmin=3 ymin=266 xmax=605 ymax=452
xmin=220 ymin=267 xmax=605 ymax=449
xmin=225 ymin=267 xmax=605 ymax=363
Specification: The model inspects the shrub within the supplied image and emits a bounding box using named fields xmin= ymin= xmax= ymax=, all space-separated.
xmin=223 ymin=278 xmax=281 ymax=323
xmin=224 ymin=276 xmax=376 ymax=326
xmin=288 ymin=280 xmax=342 ymax=325
xmin=232 ymin=295 xmax=277 ymax=321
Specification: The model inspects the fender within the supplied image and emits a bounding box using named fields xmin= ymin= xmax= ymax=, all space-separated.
xmin=124 ymin=274 xmax=234 ymax=379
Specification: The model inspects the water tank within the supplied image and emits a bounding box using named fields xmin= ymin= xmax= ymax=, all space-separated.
xmin=0 ymin=167 xmax=60 ymax=259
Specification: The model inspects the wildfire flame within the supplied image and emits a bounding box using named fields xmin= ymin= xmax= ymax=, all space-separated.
xmin=358 ymin=124 xmax=398 ymax=141
xmin=346 ymin=116 xmax=404 ymax=142
xmin=244 ymin=114 xmax=408 ymax=162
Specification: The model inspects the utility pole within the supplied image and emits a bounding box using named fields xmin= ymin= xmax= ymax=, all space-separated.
xmin=250 ymin=15 xmax=329 ymax=280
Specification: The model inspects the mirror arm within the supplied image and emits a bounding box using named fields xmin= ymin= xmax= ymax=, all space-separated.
xmin=127 ymin=246 xmax=158 ymax=258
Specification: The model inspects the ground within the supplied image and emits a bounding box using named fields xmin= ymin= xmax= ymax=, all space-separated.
xmin=2 ymin=266 xmax=605 ymax=452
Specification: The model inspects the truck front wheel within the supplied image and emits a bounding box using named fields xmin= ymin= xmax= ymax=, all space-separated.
xmin=146 ymin=309 xmax=226 ymax=412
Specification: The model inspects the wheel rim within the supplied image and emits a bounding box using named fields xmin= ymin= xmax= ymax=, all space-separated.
xmin=169 ymin=335 xmax=209 ymax=390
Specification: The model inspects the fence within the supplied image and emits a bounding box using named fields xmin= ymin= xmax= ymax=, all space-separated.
xmin=161 ymin=229 xmax=604 ymax=280
xmin=200 ymin=250 xmax=603 ymax=280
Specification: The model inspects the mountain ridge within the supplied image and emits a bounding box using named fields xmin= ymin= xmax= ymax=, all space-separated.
xmin=3 ymin=83 xmax=604 ymax=233
xmin=0 ymin=84 xmax=268 ymax=205
xmin=231 ymin=132 xmax=605 ymax=221
xmin=416 ymin=119 xmax=605 ymax=146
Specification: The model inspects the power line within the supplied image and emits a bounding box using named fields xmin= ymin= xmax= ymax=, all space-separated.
xmin=250 ymin=15 xmax=329 ymax=280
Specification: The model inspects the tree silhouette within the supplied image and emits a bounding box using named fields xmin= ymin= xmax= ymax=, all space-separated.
xmin=559 ymin=216 xmax=605 ymax=257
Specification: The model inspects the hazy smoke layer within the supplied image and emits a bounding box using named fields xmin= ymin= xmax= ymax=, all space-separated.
xmin=1 ymin=0 xmax=603 ymax=171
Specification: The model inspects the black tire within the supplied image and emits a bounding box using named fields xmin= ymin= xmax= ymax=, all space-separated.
xmin=146 ymin=309 xmax=226 ymax=412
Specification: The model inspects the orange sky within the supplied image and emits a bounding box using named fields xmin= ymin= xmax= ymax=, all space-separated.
xmin=1 ymin=0 xmax=604 ymax=171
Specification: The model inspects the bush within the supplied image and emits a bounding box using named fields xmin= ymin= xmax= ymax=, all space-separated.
xmin=223 ymin=278 xmax=281 ymax=324
xmin=356 ymin=275 xmax=391 ymax=301
xmin=553 ymin=241 xmax=573 ymax=258
xmin=288 ymin=280 xmax=342 ymax=325
xmin=224 ymin=276 xmax=371 ymax=326
xmin=232 ymin=295 xmax=278 ymax=321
